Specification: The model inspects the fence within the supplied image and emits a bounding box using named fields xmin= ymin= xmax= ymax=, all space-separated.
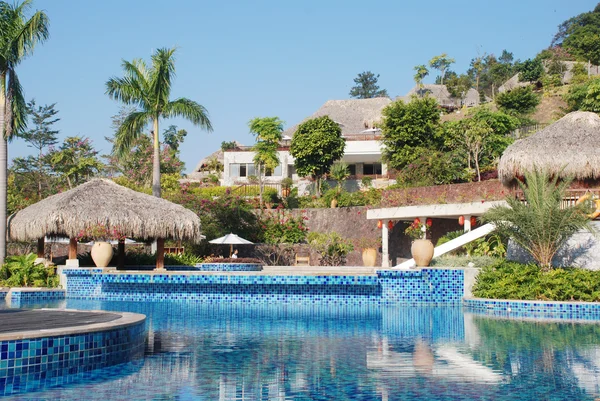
xmin=514 ymin=188 xmax=600 ymax=210
xmin=509 ymin=123 xmax=550 ymax=139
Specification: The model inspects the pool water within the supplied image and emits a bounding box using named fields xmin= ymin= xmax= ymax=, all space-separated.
xmin=3 ymin=299 xmax=600 ymax=400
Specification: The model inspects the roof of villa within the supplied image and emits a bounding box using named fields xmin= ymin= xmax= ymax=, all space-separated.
xmin=498 ymin=111 xmax=600 ymax=185
xmin=397 ymin=84 xmax=481 ymax=107
xmin=282 ymin=97 xmax=392 ymax=137
xmin=8 ymin=179 xmax=202 ymax=242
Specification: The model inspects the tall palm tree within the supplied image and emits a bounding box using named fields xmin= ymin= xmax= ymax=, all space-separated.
xmin=0 ymin=0 xmax=49 ymax=264
xmin=106 ymin=47 xmax=213 ymax=198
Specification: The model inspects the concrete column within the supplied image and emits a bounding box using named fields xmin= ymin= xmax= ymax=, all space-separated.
xmin=381 ymin=223 xmax=390 ymax=268
xmin=464 ymin=215 xmax=472 ymax=232
xmin=420 ymin=216 xmax=428 ymax=239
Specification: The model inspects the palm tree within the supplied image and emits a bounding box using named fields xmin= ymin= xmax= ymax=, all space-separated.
xmin=106 ymin=47 xmax=213 ymax=198
xmin=0 ymin=1 xmax=49 ymax=265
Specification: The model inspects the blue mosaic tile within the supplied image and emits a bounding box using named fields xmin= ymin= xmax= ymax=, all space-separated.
xmin=63 ymin=268 xmax=465 ymax=305
xmin=0 ymin=319 xmax=145 ymax=396
xmin=197 ymin=263 xmax=263 ymax=272
xmin=9 ymin=290 xmax=65 ymax=303
xmin=464 ymin=298 xmax=600 ymax=320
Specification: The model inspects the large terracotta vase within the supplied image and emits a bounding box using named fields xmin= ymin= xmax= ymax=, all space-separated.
xmin=362 ymin=248 xmax=377 ymax=267
xmin=91 ymin=241 xmax=114 ymax=267
xmin=411 ymin=239 xmax=434 ymax=267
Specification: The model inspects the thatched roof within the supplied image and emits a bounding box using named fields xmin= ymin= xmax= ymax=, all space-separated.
xmin=282 ymin=97 xmax=392 ymax=137
xmin=8 ymin=179 xmax=202 ymax=242
xmin=498 ymin=111 xmax=600 ymax=185
xmin=398 ymin=84 xmax=482 ymax=108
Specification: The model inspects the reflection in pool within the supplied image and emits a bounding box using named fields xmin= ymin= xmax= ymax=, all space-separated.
xmin=3 ymin=300 xmax=600 ymax=400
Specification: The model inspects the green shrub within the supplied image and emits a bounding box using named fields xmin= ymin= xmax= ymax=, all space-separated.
xmin=307 ymin=232 xmax=354 ymax=266
xmin=495 ymin=86 xmax=541 ymax=115
xmin=0 ymin=253 xmax=59 ymax=288
xmin=472 ymin=260 xmax=600 ymax=302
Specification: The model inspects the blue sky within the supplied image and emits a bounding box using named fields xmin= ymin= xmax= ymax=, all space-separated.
xmin=13 ymin=0 xmax=597 ymax=173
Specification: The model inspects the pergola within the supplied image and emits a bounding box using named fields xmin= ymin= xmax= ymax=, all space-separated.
xmin=7 ymin=179 xmax=202 ymax=269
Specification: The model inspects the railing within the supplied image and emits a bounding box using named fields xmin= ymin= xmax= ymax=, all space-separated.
xmin=514 ymin=188 xmax=600 ymax=209
xmin=232 ymin=183 xmax=282 ymax=196
xmin=509 ymin=123 xmax=550 ymax=139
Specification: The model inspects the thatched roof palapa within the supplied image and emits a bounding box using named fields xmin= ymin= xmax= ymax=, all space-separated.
xmin=498 ymin=111 xmax=600 ymax=186
xmin=282 ymin=98 xmax=392 ymax=137
xmin=8 ymin=179 xmax=202 ymax=242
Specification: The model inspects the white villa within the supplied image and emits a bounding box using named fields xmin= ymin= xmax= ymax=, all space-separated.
xmin=220 ymin=97 xmax=394 ymax=191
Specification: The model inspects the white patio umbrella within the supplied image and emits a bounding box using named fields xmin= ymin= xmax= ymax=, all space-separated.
xmin=209 ymin=233 xmax=253 ymax=257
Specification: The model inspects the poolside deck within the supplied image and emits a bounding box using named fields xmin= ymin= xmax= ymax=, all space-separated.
xmin=0 ymin=308 xmax=145 ymax=341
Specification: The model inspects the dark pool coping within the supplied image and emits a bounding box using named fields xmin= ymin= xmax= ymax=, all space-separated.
xmin=0 ymin=309 xmax=145 ymax=341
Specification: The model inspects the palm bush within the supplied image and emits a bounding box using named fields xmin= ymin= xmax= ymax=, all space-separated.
xmin=0 ymin=253 xmax=58 ymax=287
xmin=482 ymin=169 xmax=592 ymax=270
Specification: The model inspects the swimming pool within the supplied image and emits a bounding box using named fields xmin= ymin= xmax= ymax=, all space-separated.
xmin=3 ymin=299 xmax=600 ymax=400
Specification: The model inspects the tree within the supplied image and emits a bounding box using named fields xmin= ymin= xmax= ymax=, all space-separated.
xmin=429 ymin=53 xmax=455 ymax=85
xmin=496 ymin=86 xmax=540 ymax=115
xmin=248 ymin=117 xmax=283 ymax=207
xmin=498 ymin=50 xmax=514 ymax=65
xmin=0 ymin=0 xmax=49 ymax=265
xmin=446 ymin=74 xmax=472 ymax=105
xmin=290 ymin=116 xmax=345 ymax=197
xmin=456 ymin=118 xmax=493 ymax=181
xmin=468 ymin=53 xmax=492 ymax=93
xmin=517 ymin=58 xmax=544 ymax=83
xmin=20 ymin=99 xmax=59 ymax=196
xmin=551 ymin=4 xmax=600 ymax=65
xmin=162 ymin=125 xmax=187 ymax=151
xmin=565 ymin=78 xmax=600 ymax=113
xmin=413 ymin=65 xmax=429 ymax=92
xmin=380 ymin=97 xmax=441 ymax=170
xmin=482 ymin=169 xmax=592 ymax=270
xmin=106 ymin=47 xmax=213 ymax=198
xmin=349 ymin=71 xmax=388 ymax=98
xmin=49 ymin=136 xmax=104 ymax=189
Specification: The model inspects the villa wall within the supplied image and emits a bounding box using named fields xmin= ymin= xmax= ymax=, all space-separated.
xmin=62 ymin=268 xmax=464 ymax=305
xmin=507 ymin=222 xmax=600 ymax=270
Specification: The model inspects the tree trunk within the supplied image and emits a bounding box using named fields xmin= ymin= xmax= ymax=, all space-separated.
xmin=0 ymin=74 xmax=7 ymax=266
xmin=152 ymin=118 xmax=161 ymax=198
xmin=258 ymin=164 xmax=263 ymax=208
xmin=37 ymin=149 xmax=42 ymax=198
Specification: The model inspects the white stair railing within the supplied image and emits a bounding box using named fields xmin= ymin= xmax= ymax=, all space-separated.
xmin=393 ymin=223 xmax=496 ymax=270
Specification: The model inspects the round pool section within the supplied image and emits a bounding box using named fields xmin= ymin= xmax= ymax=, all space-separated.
xmin=0 ymin=309 xmax=146 ymax=396
xmin=196 ymin=262 xmax=263 ymax=272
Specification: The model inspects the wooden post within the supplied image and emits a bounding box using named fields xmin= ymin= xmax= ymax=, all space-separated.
xmin=37 ymin=238 xmax=45 ymax=258
xmin=155 ymin=238 xmax=165 ymax=270
xmin=68 ymin=238 xmax=78 ymax=260
xmin=117 ymin=239 xmax=125 ymax=270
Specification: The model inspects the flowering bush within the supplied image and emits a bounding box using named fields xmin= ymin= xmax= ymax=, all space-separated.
xmin=76 ymin=223 xmax=126 ymax=242
xmin=404 ymin=221 xmax=429 ymax=240
xmin=260 ymin=207 xmax=308 ymax=244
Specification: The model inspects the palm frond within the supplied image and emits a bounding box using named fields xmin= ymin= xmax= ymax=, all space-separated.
xmin=164 ymin=98 xmax=213 ymax=131
xmin=149 ymin=47 xmax=176 ymax=111
xmin=4 ymin=68 xmax=27 ymax=139
xmin=105 ymin=76 xmax=148 ymax=107
xmin=113 ymin=111 xmax=151 ymax=158
xmin=9 ymin=7 xmax=49 ymax=62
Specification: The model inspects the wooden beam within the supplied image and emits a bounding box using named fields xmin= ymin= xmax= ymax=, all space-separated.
xmin=155 ymin=238 xmax=165 ymax=270
xmin=37 ymin=238 xmax=45 ymax=258
xmin=68 ymin=238 xmax=77 ymax=260
xmin=117 ymin=239 xmax=125 ymax=270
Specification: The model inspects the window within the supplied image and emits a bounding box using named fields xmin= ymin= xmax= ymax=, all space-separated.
xmin=230 ymin=163 xmax=240 ymax=177
xmin=229 ymin=163 xmax=256 ymax=178
xmin=364 ymin=163 xmax=382 ymax=175
xmin=265 ymin=165 xmax=282 ymax=176
xmin=348 ymin=164 xmax=356 ymax=176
